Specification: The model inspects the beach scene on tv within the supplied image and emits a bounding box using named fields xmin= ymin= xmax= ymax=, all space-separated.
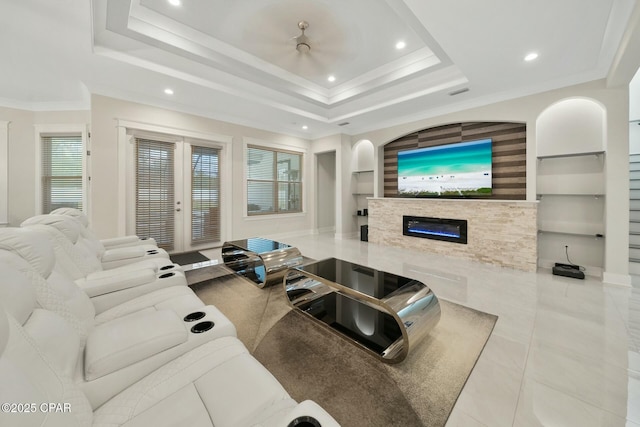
xmin=397 ymin=139 xmax=492 ymax=197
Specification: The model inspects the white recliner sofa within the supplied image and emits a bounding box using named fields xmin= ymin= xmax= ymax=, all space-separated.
xmin=4 ymin=225 xmax=185 ymax=312
xmin=0 ymin=267 xmax=340 ymax=427
xmin=0 ymin=257 xmax=237 ymax=408
xmin=51 ymin=207 xmax=159 ymax=249
xmin=23 ymin=215 xmax=172 ymax=270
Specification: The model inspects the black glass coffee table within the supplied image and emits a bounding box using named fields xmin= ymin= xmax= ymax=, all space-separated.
xmin=222 ymin=238 xmax=303 ymax=288
xmin=284 ymin=258 xmax=441 ymax=363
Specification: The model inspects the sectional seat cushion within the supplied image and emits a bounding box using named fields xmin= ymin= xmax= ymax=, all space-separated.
xmin=92 ymin=337 xmax=295 ymax=427
xmin=93 ymin=286 xmax=205 ymax=326
xmin=85 ymin=309 xmax=188 ymax=381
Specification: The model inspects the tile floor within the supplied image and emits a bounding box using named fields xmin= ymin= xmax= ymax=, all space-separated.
xmin=205 ymin=233 xmax=640 ymax=427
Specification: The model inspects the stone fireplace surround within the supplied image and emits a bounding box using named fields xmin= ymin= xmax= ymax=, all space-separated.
xmin=368 ymin=198 xmax=538 ymax=272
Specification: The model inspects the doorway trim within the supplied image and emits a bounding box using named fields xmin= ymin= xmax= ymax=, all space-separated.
xmin=116 ymin=119 xmax=232 ymax=247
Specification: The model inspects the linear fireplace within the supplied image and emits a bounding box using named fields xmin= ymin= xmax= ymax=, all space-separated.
xmin=403 ymin=215 xmax=468 ymax=244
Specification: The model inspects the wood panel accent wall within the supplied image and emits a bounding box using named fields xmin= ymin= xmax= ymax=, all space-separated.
xmin=384 ymin=122 xmax=527 ymax=200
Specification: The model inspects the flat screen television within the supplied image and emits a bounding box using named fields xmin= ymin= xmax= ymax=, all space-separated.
xmin=397 ymin=138 xmax=492 ymax=197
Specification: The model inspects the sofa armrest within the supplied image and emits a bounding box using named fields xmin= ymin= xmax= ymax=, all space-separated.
xmin=101 ymin=246 xmax=147 ymax=263
xmin=100 ymin=236 xmax=140 ymax=247
xmin=101 ymin=235 xmax=158 ymax=248
xmin=76 ymin=269 xmax=157 ymax=297
xmin=84 ymin=309 xmax=187 ymax=381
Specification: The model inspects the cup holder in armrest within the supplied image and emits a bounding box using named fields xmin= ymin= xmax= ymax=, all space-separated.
xmin=147 ymin=250 xmax=159 ymax=255
xmin=160 ymin=265 xmax=174 ymax=271
xmin=287 ymin=417 xmax=321 ymax=427
xmin=190 ymin=321 xmax=214 ymax=333
xmin=183 ymin=311 xmax=206 ymax=322
xmin=159 ymin=272 xmax=175 ymax=279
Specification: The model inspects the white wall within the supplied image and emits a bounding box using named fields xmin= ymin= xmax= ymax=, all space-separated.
xmin=353 ymin=140 xmax=374 ymax=171
xmin=91 ymin=95 xmax=312 ymax=242
xmin=537 ymin=98 xmax=606 ymax=156
xmin=0 ymin=81 xmax=629 ymax=281
xmin=351 ymin=79 xmax=630 ymax=284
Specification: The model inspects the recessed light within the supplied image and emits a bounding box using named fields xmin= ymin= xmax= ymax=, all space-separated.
xmin=302 ymin=125 xmax=308 ymax=130
xmin=164 ymin=88 xmax=174 ymax=95
xmin=327 ymin=75 xmax=336 ymax=82
xmin=168 ymin=0 xmax=181 ymax=6
xmin=524 ymin=52 xmax=538 ymax=62
xmin=395 ymin=41 xmax=406 ymax=50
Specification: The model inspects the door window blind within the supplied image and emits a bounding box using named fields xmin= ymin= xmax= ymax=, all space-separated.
xmin=41 ymin=134 xmax=83 ymax=214
xmin=135 ymin=138 xmax=175 ymax=251
xmin=191 ymin=145 xmax=220 ymax=244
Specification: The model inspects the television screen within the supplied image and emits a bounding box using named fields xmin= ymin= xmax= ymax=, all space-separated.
xmin=397 ymin=139 xmax=492 ymax=197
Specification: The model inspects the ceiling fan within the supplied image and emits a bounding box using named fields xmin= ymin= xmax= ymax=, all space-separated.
xmin=294 ymin=20 xmax=311 ymax=53
xmin=240 ymin=13 xmax=351 ymax=79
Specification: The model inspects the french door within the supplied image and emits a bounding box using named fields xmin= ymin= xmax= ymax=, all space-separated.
xmin=131 ymin=136 xmax=222 ymax=253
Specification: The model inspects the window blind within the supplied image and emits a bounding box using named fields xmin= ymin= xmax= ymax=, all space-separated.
xmin=246 ymin=146 xmax=302 ymax=215
xmin=191 ymin=145 xmax=220 ymax=244
xmin=135 ymin=138 xmax=175 ymax=251
xmin=41 ymin=134 xmax=83 ymax=214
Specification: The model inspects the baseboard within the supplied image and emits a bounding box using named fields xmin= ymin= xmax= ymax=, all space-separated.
xmin=314 ymin=226 xmax=336 ymax=235
xmin=334 ymin=231 xmax=359 ymax=240
xmin=602 ymin=271 xmax=632 ymax=287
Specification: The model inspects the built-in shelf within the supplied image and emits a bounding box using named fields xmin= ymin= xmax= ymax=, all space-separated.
xmin=537 ymin=150 xmax=604 ymax=160
xmin=538 ymin=230 xmax=605 ymax=238
xmin=536 ymin=149 xmax=606 ymax=273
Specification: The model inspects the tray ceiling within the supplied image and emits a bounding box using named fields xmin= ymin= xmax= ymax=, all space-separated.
xmin=0 ymin=0 xmax=635 ymax=138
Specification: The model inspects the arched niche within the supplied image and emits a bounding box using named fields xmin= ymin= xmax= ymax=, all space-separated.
xmin=536 ymin=98 xmax=606 ymax=156
xmin=353 ymin=139 xmax=374 ymax=171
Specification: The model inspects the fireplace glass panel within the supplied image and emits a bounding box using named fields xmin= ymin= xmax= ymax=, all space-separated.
xmin=403 ymin=215 xmax=468 ymax=244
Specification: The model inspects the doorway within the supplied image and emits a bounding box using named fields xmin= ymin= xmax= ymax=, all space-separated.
xmin=127 ymin=135 xmax=223 ymax=253
xmin=316 ymin=151 xmax=336 ymax=234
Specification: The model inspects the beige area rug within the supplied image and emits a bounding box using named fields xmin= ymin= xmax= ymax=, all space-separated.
xmin=191 ymin=267 xmax=497 ymax=427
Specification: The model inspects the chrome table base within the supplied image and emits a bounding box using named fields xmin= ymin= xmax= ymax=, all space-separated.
xmin=222 ymin=238 xmax=303 ymax=288
xmin=284 ymin=257 xmax=441 ymax=363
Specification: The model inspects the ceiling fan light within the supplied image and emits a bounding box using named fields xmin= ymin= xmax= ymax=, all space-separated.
xmin=296 ymin=42 xmax=310 ymax=53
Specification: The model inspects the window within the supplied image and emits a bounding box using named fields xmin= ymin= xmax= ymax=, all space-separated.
xmin=247 ymin=146 xmax=302 ymax=215
xmin=40 ymin=134 xmax=84 ymax=213
xmin=191 ymin=145 xmax=220 ymax=243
